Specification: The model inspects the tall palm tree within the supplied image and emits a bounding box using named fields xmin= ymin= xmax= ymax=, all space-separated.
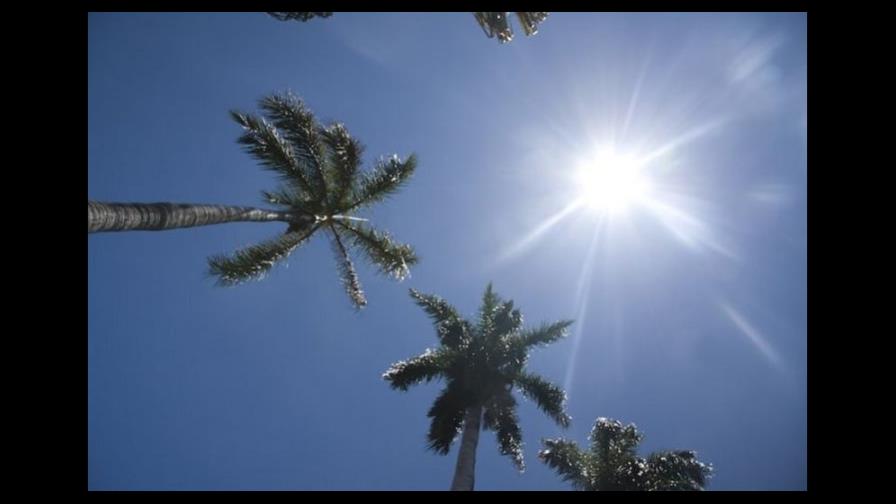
xmin=89 ymin=92 xmax=418 ymax=309
xmin=384 ymin=284 xmax=573 ymax=490
xmin=473 ymin=12 xmax=550 ymax=43
xmin=539 ymin=417 xmax=713 ymax=491
xmin=266 ymin=12 xmax=550 ymax=43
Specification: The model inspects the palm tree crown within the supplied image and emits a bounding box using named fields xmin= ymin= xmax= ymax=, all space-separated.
xmin=384 ymin=284 xmax=572 ymax=488
xmin=539 ymin=417 xmax=713 ymax=491
xmin=212 ymin=92 xmax=418 ymax=308
xmin=473 ymin=12 xmax=550 ymax=43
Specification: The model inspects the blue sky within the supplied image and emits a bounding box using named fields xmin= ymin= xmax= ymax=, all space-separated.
xmin=88 ymin=12 xmax=806 ymax=490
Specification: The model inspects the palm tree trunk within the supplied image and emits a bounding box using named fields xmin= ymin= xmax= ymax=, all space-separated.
xmin=88 ymin=201 xmax=309 ymax=233
xmin=450 ymin=405 xmax=482 ymax=491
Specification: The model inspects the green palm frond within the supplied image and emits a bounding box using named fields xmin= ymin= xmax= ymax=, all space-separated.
xmin=208 ymin=226 xmax=316 ymax=285
xmin=478 ymin=282 xmax=502 ymax=336
xmin=539 ymin=438 xmax=590 ymax=490
xmin=519 ymin=320 xmax=574 ymax=348
xmin=644 ymin=451 xmax=712 ymax=491
xmin=320 ymin=123 xmax=364 ymax=206
xmin=515 ymin=372 xmax=570 ymax=428
xmin=327 ymin=227 xmax=366 ymax=309
xmin=427 ymin=384 xmax=467 ymax=454
xmin=348 ymin=153 xmax=417 ymax=211
xmin=230 ymin=110 xmax=314 ymax=196
xmin=260 ymin=185 xmax=306 ymax=208
xmin=257 ymin=93 xmax=329 ymax=197
xmin=383 ymin=348 xmax=453 ymax=391
xmin=492 ymin=300 xmax=523 ymax=338
xmin=336 ymin=220 xmax=417 ymax=281
xmin=409 ymin=289 xmax=461 ymax=324
xmin=590 ymin=418 xmax=643 ymax=461
xmin=408 ymin=289 xmax=471 ymax=348
xmin=483 ymin=391 xmax=524 ymax=471
xmin=499 ymin=334 xmax=530 ymax=373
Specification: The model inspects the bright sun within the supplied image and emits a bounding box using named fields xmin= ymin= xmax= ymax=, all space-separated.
xmin=575 ymin=149 xmax=651 ymax=214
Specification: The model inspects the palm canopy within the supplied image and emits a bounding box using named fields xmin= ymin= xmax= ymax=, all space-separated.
xmin=539 ymin=417 xmax=713 ymax=491
xmin=208 ymin=92 xmax=418 ymax=308
xmin=473 ymin=12 xmax=550 ymax=43
xmin=384 ymin=284 xmax=572 ymax=471
xmin=266 ymin=12 xmax=549 ymax=44
xmin=267 ymin=12 xmax=333 ymax=22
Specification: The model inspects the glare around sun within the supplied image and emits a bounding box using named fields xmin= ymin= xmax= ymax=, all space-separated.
xmin=575 ymin=149 xmax=652 ymax=215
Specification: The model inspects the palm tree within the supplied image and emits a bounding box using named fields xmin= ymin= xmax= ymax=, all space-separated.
xmin=473 ymin=12 xmax=550 ymax=43
xmin=266 ymin=12 xmax=550 ymax=43
xmin=384 ymin=284 xmax=573 ymax=490
xmin=539 ymin=417 xmax=713 ymax=491
xmin=267 ymin=12 xmax=333 ymax=22
xmin=89 ymin=92 xmax=418 ymax=309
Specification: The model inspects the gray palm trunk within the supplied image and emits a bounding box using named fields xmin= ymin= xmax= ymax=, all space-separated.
xmin=88 ymin=201 xmax=314 ymax=233
xmin=450 ymin=405 xmax=483 ymax=491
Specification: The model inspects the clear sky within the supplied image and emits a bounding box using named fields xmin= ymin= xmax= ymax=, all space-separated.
xmin=88 ymin=12 xmax=806 ymax=490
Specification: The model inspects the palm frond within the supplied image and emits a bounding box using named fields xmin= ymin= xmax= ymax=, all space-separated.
xmin=474 ymin=12 xmax=513 ymax=43
xmin=327 ymin=227 xmax=366 ymax=309
xmin=515 ymin=12 xmax=549 ymax=36
xmin=260 ymin=185 xmax=306 ymax=208
xmin=408 ymin=288 xmax=472 ymax=348
xmin=539 ymin=438 xmax=590 ymax=490
xmin=409 ymin=289 xmax=461 ymax=324
xmin=230 ymin=110 xmax=314 ymax=195
xmin=348 ymin=153 xmax=417 ymax=211
xmin=336 ymin=220 xmax=417 ymax=281
xmin=208 ymin=225 xmax=315 ymax=285
xmin=483 ymin=390 xmax=524 ymax=471
xmin=383 ymin=348 xmax=453 ymax=391
xmin=492 ymin=299 xmax=523 ymax=338
xmin=644 ymin=451 xmax=712 ymax=491
xmin=473 ymin=12 xmax=549 ymax=43
xmin=499 ymin=334 xmax=530 ymax=374
xmin=257 ymin=93 xmax=329 ymax=197
xmin=267 ymin=12 xmax=333 ymax=22
xmin=590 ymin=418 xmax=643 ymax=461
xmin=478 ymin=282 xmax=502 ymax=337
xmin=515 ymin=372 xmax=570 ymax=428
xmin=426 ymin=383 xmax=467 ymax=454
xmin=518 ymin=320 xmax=574 ymax=348
xmin=320 ymin=123 xmax=364 ymax=206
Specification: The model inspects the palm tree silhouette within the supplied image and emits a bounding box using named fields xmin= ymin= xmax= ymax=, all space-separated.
xmin=384 ymin=284 xmax=572 ymax=490
xmin=540 ymin=417 xmax=713 ymax=491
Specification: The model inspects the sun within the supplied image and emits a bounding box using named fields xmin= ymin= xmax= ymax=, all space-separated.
xmin=575 ymin=148 xmax=651 ymax=214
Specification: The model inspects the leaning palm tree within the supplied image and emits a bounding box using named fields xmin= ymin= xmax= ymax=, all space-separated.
xmin=88 ymin=92 xmax=418 ymax=309
xmin=384 ymin=284 xmax=573 ymax=490
xmin=539 ymin=417 xmax=713 ymax=491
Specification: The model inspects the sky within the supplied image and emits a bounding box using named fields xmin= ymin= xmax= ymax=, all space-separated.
xmin=88 ymin=12 xmax=807 ymax=490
